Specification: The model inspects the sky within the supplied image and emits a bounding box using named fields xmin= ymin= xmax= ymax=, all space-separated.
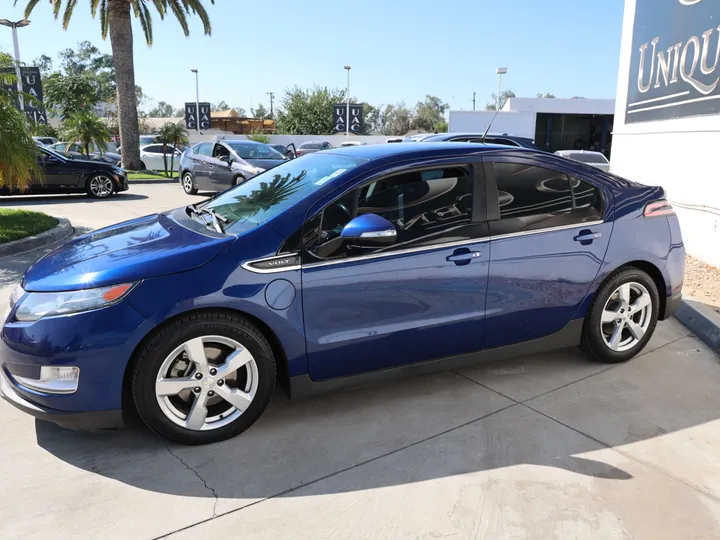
xmin=0 ymin=0 xmax=626 ymax=114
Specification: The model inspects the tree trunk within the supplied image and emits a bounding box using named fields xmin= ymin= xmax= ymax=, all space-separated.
xmin=108 ymin=0 xmax=142 ymax=170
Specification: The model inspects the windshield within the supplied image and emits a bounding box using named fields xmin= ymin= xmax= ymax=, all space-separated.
xmin=568 ymin=152 xmax=608 ymax=164
xmin=227 ymin=142 xmax=285 ymax=160
xmin=202 ymin=153 xmax=365 ymax=232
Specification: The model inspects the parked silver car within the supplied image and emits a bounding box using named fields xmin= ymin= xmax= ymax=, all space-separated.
xmin=179 ymin=139 xmax=288 ymax=194
xmin=555 ymin=150 xmax=611 ymax=172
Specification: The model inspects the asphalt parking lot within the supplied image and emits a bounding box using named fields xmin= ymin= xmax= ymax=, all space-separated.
xmin=1 ymin=184 xmax=720 ymax=539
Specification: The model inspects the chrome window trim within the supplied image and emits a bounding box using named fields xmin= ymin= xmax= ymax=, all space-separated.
xmin=242 ymin=220 xmax=604 ymax=274
xmin=241 ymin=253 xmax=301 ymax=274
xmin=303 ymin=238 xmax=490 ymax=270
xmin=490 ymin=219 xmax=604 ymax=241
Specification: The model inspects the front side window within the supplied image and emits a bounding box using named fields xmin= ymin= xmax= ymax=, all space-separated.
xmin=203 ymin=153 xmax=364 ymax=232
xmin=307 ymin=167 xmax=474 ymax=260
xmin=492 ymin=162 xmax=602 ymax=233
xmin=213 ymin=144 xmax=230 ymax=158
xmin=144 ymin=145 xmax=166 ymax=154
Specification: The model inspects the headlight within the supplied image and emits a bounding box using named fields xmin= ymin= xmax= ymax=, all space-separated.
xmin=252 ymin=167 xmax=265 ymax=175
xmin=14 ymin=283 xmax=136 ymax=322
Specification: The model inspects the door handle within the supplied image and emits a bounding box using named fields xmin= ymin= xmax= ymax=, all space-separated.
xmin=574 ymin=231 xmax=602 ymax=243
xmin=446 ymin=251 xmax=482 ymax=262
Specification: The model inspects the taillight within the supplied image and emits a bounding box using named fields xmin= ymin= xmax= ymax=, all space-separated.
xmin=644 ymin=199 xmax=675 ymax=217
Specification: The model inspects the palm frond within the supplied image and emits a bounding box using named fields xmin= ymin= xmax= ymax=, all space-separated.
xmin=165 ymin=0 xmax=190 ymax=36
xmin=62 ymin=0 xmax=78 ymax=29
xmin=18 ymin=0 xmax=42 ymax=18
xmin=0 ymin=100 xmax=41 ymax=191
xmin=184 ymin=0 xmax=214 ymax=35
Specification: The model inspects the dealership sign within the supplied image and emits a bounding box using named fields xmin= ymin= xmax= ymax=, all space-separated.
xmin=185 ymin=102 xmax=211 ymax=130
xmin=333 ymin=103 xmax=363 ymax=133
xmin=626 ymin=0 xmax=720 ymax=123
xmin=0 ymin=66 xmax=47 ymax=124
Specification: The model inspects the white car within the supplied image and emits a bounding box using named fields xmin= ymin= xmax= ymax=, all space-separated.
xmin=33 ymin=136 xmax=58 ymax=147
xmin=338 ymin=141 xmax=365 ymax=148
xmin=555 ymin=150 xmax=610 ymax=172
xmin=139 ymin=144 xmax=182 ymax=172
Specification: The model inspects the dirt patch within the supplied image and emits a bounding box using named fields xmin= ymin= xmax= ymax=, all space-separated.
xmin=683 ymin=255 xmax=720 ymax=313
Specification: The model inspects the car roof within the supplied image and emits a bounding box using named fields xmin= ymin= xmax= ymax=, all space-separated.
xmin=218 ymin=139 xmax=267 ymax=146
xmin=324 ymin=141 xmax=519 ymax=160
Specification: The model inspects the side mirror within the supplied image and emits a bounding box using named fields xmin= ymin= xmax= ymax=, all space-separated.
xmin=340 ymin=214 xmax=396 ymax=247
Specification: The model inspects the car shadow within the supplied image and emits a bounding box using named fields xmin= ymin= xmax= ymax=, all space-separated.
xmin=2 ymin=193 xmax=149 ymax=206
xmin=33 ymin=333 xmax=720 ymax=503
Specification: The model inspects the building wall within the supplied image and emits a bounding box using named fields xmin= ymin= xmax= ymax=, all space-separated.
xmin=448 ymin=111 xmax=537 ymax=137
xmin=611 ymin=0 xmax=720 ymax=267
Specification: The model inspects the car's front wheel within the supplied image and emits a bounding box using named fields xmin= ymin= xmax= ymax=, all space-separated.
xmin=87 ymin=173 xmax=115 ymax=199
xmin=581 ymin=268 xmax=659 ymax=363
xmin=233 ymin=175 xmax=245 ymax=186
xmin=132 ymin=311 xmax=276 ymax=445
xmin=182 ymin=172 xmax=198 ymax=195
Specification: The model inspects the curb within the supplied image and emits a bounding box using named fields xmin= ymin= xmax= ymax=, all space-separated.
xmin=127 ymin=179 xmax=178 ymax=185
xmin=0 ymin=218 xmax=74 ymax=259
xmin=675 ymin=297 xmax=720 ymax=354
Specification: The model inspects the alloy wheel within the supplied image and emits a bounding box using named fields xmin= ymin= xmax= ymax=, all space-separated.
xmin=155 ymin=336 xmax=259 ymax=431
xmin=600 ymin=282 xmax=653 ymax=352
xmin=90 ymin=175 xmax=113 ymax=198
xmin=183 ymin=174 xmax=194 ymax=194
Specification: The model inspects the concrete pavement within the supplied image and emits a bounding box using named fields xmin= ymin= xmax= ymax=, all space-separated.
xmin=1 ymin=185 xmax=720 ymax=539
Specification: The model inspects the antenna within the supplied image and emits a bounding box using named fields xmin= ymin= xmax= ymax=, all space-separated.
xmin=481 ymin=107 xmax=501 ymax=144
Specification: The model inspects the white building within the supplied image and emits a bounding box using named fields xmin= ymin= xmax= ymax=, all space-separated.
xmin=611 ymin=0 xmax=720 ymax=267
xmin=449 ymin=97 xmax=615 ymax=154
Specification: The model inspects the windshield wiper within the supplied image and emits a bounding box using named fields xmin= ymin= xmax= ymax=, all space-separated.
xmin=187 ymin=204 xmax=229 ymax=234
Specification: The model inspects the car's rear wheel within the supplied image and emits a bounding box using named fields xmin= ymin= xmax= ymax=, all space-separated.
xmin=87 ymin=174 xmax=115 ymax=199
xmin=132 ymin=311 xmax=276 ymax=445
xmin=580 ymin=268 xmax=659 ymax=363
xmin=182 ymin=172 xmax=198 ymax=195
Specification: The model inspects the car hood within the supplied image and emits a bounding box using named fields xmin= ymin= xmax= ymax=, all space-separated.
xmin=23 ymin=213 xmax=235 ymax=292
xmin=245 ymin=158 xmax=287 ymax=171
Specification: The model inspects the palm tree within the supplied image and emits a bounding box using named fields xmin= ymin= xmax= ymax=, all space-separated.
xmin=19 ymin=0 xmax=215 ymax=170
xmin=61 ymin=111 xmax=110 ymax=157
xmin=0 ymin=52 xmax=39 ymax=191
xmin=159 ymin=121 xmax=189 ymax=177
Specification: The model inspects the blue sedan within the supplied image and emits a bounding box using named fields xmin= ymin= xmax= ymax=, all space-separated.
xmin=0 ymin=143 xmax=685 ymax=445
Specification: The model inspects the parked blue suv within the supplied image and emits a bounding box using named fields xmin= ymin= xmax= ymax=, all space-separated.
xmin=0 ymin=143 xmax=684 ymax=445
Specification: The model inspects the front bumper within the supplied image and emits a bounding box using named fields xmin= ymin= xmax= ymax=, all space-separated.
xmin=1 ymin=369 xmax=123 ymax=430
xmin=115 ymin=173 xmax=130 ymax=192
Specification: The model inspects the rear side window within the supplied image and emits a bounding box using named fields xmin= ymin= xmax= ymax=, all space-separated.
xmin=194 ymin=143 xmax=213 ymax=156
xmin=144 ymin=145 xmax=166 ymax=153
xmin=492 ymin=162 xmax=603 ymax=234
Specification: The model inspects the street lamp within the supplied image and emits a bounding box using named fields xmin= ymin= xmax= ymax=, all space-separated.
xmin=344 ymin=66 xmax=351 ymax=139
xmin=496 ymin=67 xmax=508 ymax=111
xmin=190 ymin=69 xmax=199 ymax=132
xmin=0 ymin=18 xmax=31 ymax=111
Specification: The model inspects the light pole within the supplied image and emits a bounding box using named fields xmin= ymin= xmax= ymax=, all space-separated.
xmin=190 ymin=69 xmax=200 ymax=132
xmin=0 ymin=18 xmax=30 ymax=112
xmin=344 ymin=66 xmax=351 ymax=139
xmin=267 ymin=91 xmax=274 ymax=119
xmin=496 ymin=67 xmax=508 ymax=111
xmin=472 ymin=91 xmax=476 ymax=111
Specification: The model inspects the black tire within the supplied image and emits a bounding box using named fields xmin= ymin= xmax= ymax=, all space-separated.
xmin=182 ymin=172 xmax=198 ymax=195
xmin=132 ymin=311 xmax=276 ymax=445
xmin=140 ymin=161 xmax=147 ymax=170
xmin=86 ymin=173 xmax=115 ymax=199
xmin=233 ymin=175 xmax=245 ymax=186
xmin=580 ymin=268 xmax=660 ymax=363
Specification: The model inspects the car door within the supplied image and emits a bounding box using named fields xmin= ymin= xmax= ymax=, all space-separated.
xmin=301 ymin=160 xmax=490 ymax=380
xmin=37 ymin=151 xmax=80 ymax=189
xmin=483 ymin=154 xmax=612 ymax=349
xmin=209 ymin=143 xmax=235 ymax=191
xmin=142 ymin=144 xmax=167 ymax=170
xmin=189 ymin=142 xmax=213 ymax=190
